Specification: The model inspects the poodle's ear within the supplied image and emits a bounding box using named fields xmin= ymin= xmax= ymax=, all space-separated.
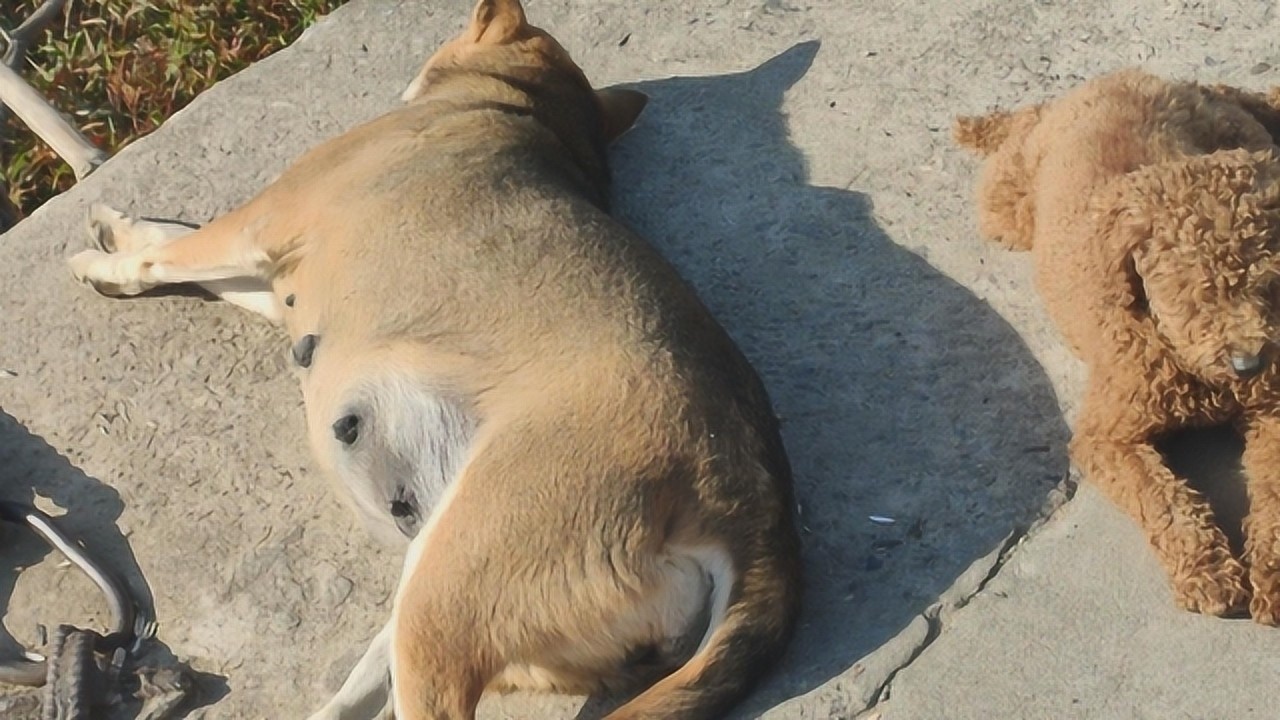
xmin=1088 ymin=169 xmax=1161 ymax=319
xmin=1096 ymin=149 xmax=1280 ymax=319
xmin=953 ymin=103 xmax=1045 ymax=157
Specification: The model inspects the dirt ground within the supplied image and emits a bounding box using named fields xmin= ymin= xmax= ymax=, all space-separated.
xmin=2 ymin=1 xmax=1279 ymax=718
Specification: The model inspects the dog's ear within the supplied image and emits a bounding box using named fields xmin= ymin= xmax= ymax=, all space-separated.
xmin=465 ymin=0 xmax=529 ymax=45
xmin=1098 ymin=150 xmax=1280 ymax=319
xmin=1201 ymin=83 xmax=1280 ymax=146
xmin=596 ymin=88 xmax=648 ymax=143
xmin=1089 ymin=168 xmax=1160 ymax=319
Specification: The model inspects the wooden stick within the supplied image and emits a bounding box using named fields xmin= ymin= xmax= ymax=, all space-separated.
xmin=2 ymin=0 xmax=71 ymax=70
xmin=0 ymin=62 xmax=105 ymax=180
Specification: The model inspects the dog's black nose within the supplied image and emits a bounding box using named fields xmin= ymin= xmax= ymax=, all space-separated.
xmin=333 ymin=414 xmax=360 ymax=445
xmin=292 ymin=334 xmax=318 ymax=368
xmin=1231 ymin=353 xmax=1264 ymax=377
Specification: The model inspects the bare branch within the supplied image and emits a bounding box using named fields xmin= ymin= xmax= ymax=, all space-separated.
xmin=0 ymin=62 xmax=105 ymax=180
xmin=3 ymin=0 xmax=71 ymax=70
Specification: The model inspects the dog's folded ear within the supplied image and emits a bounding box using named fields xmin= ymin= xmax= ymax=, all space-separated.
xmin=596 ymin=88 xmax=648 ymax=143
xmin=465 ymin=0 xmax=529 ymax=45
xmin=1201 ymin=83 xmax=1280 ymax=146
xmin=1094 ymin=149 xmax=1280 ymax=318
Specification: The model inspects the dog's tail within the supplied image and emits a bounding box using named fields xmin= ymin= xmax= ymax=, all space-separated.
xmin=953 ymin=110 xmax=1019 ymax=156
xmin=604 ymin=532 xmax=801 ymax=719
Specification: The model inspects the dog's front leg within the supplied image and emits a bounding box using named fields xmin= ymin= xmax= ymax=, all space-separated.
xmin=1072 ymin=386 xmax=1249 ymax=616
xmin=1240 ymin=413 xmax=1280 ymax=625
xmin=307 ymin=621 xmax=394 ymax=720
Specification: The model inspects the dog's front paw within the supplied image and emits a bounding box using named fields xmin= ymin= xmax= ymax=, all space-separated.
xmin=69 ymin=249 xmax=146 ymax=297
xmin=1169 ymin=552 xmax=1251 ymax=617
xmin=1249 ymin=562 xmax=1280 ymax=625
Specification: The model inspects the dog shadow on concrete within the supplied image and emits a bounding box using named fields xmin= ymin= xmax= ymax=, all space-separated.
xmin=0 ymin=411 xmax=226 ymax=718
xmin=594 ymin=41 xmax=1072 ymax=715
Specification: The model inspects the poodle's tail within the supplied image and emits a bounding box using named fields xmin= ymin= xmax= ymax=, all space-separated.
xmin=953 ymin=103 xmax=1047 ymax=157
xmin=954 ymin=104 xmax=1045 ymax=252
xmin=953 ymin=110 xmax=1017 ymax=156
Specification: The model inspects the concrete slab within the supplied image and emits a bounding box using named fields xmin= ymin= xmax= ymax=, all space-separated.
xmin=0 ymin=0 xmax=1275 ymax=717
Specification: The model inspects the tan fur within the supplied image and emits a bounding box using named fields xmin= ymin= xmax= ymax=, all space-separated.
xmin=955 ymin=69 xmax=1280 ymax=623
xmin=68 ymin=0 xmax=800 ymax=717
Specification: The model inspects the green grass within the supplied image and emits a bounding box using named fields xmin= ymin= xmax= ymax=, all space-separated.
xmin=0 ymin=0 xmax=349 ymax=224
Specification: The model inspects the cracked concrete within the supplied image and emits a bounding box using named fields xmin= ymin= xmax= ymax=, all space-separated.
xmin=2 ymin=0 xmax=1280 ymax=717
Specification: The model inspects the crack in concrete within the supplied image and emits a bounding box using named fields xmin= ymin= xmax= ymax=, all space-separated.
xmin=854 ymin=471 xmax=1080 ymax=717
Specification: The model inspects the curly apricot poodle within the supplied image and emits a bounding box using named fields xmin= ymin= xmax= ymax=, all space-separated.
xmin=956 ymin=69 xmax=1280 ymax=623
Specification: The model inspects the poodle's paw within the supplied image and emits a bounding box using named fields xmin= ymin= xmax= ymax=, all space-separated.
xmin=1169 ymin=554 xmax=1251 ymax=617
xmin=1248 ymin=562 xmax=1280 ymax=625
xmin=1246 ymin=523 xmax=1280 ymax=625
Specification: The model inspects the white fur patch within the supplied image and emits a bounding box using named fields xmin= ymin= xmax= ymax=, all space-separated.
xmin=321 ymin=371 xmax=475 ymax=543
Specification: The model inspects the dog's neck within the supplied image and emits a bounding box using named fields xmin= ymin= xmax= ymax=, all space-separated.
xmin=413 ymin=65 xmax=614 ymax=210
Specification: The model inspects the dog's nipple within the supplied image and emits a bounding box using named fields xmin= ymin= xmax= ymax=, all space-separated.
xmin=333 ymin=414 xmax=360 ymax=445
xmin=292 ymin=334 xmax=318 ymax=368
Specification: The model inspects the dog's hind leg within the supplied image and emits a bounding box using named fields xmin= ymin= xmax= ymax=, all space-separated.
xmin=69 ymin=201 xmax=283 ymax=315
xmin=307 ymin=622 xmax=394 ymax=720
xmin=79 ymin=203 xmax=281 ymax=320
xmin=1240 ymin=414 xmax=1280 ymax=625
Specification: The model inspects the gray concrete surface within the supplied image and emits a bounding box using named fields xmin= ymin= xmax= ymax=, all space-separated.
xmin=0 ymin=0 xmax=1277 ymax=717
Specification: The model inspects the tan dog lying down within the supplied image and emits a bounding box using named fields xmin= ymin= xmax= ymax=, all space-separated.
xmin=68 ymin=1 xmax=802 ymax=717
xmin=955 ymin=69 xmax=1280 ymax=623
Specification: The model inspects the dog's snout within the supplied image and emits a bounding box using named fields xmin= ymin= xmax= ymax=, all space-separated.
xmin=1230 ymin=352 xmax=1264 ymax=377
xmin=333 ymin=414 xmax=360 ymax=445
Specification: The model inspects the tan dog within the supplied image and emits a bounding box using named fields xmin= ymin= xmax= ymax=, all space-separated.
xmin=68 ymin=1 xmax=802 ymax=717
xmin=955 ymin=69 xmax=1280 ymax=623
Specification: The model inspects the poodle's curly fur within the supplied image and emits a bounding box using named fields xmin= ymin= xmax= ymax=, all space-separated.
xmin=956 ymin=69 xmax=1280 ymax=623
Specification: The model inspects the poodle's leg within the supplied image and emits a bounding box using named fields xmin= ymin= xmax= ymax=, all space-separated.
xmin=1072 ymin=391 xmax=1248 ymax=616
xmin=954 ymin=103 xmax=1045 ymax=251
xmin=1240 ymin=414 xmax=1280 ymax=625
